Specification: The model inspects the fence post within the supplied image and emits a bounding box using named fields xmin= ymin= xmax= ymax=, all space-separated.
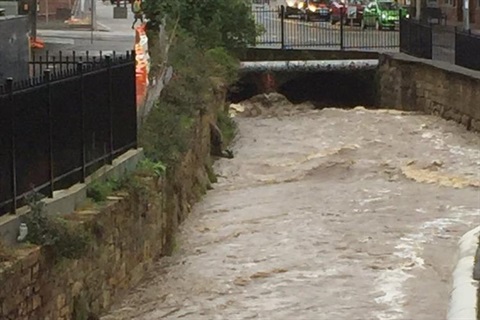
xmin=280 ymin=5 xmax=285 ymax=49
xmin=77 ymin=62 xmax=87 ymax=182
xmin=131 ymin=49 xmax=138 ymax=149
xmin=6 ymin=78 xmax=17 ymax=214
xmin=106 ymin=55 xmax=114 ymax=164
xmin=44 ymin=69 xmax=55 ymax=198
xmin=399 ymin=14 xmax=403 ymax=53
xmin=340 ymin=6 xmax=344 ymax=50
xmin=427 ymin=21 xmax=433 ymax=59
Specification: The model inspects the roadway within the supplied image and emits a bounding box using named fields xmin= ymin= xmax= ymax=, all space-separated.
xmin=253 ymin=8 xmax=400 ymax=51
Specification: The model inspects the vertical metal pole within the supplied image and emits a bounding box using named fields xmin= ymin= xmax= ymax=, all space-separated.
xmin=340 ymin=6 xmax=344 ymax=50
xmin=90 ymin=0 xmax=94 ymax=44
xmin=415 ymin=0 xmax=421 ymax=20
xmin=280 ymin=5 xmax=285 ymax=49
xmin=78 ymin=62 xmax=87 ymax=182
xmin=131 ymin=49 xmax=138 ymax=148
xmin=399 ymin=10 xmax=403 ymax=52
xmin=463 ymin=0 xmax=470 ymax=31
xmin=106 ymin=55 xmax=114 ymax=163
xmin=31 ymin=0 xmax=37 ymax=40
xmin=45 ymin=0 xmax=49 ymax=24
xmin=428 ymin=18 xmax=433 ymax=59
xmin=6 ymin=78 xmax=17 ymax=214
xmin=44 ymin=69 xmax=55 ymax=198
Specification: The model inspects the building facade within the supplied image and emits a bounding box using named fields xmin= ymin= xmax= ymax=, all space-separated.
xmin=0 ymin=15 xmax=29 ymax=83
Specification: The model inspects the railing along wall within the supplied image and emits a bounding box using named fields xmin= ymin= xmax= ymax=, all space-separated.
xmin=0 ymin=51 xmax=137 ymax=216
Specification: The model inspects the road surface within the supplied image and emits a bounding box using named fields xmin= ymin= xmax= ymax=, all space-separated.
xmin=103 ymin=96 xmax=480 ymax=320
xmin=37 ymin=0 xmax=135 ymax=53
xmin=253 ymin=8 xmax=399 ymax=51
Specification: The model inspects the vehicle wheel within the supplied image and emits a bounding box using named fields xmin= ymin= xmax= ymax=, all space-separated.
xmin=331 ymin=18 xmax=337 ymax=25
xmin=375 ymin=20 xmax=382 ymax=30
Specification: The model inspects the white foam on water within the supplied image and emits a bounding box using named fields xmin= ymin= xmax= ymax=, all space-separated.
xmin=373 ymin=207 xmax=480 ymax=320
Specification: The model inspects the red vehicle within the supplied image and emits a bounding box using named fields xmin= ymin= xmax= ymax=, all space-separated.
xmin=329 ymin=0 xmax=366 ymax=25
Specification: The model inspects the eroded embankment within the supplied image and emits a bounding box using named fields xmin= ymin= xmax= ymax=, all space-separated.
xmin=103 ymin=94 xmax=480 ymax=320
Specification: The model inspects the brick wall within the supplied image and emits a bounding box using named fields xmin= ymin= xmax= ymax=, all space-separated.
xmin=377 ymin=53 xmax=480 ymax=132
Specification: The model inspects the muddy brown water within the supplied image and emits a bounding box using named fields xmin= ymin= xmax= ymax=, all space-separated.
xmin=103 ymin=97 xmax=480 ymax=320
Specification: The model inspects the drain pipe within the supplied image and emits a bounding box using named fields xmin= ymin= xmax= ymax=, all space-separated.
xmin=239 ymin=60 xmax=379 ymax=72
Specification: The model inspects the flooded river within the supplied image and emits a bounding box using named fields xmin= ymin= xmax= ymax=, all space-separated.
xmin=103 ymin=95 xmax=480 ymax=320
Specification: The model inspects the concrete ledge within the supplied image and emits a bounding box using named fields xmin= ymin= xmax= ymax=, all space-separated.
xmin=380 ymin=52 xmax=480 ymax=81
xmin=237 ymin=48 xmax=379 ymax=61
xmin=447 ymin=225 xmax=480 ymax=320
xmin=0 ymin=148 xmax=144 ymax=246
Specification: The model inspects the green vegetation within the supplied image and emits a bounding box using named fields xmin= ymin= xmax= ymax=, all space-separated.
xmin=143 ymin=0 xmax=258 ymax=51
xmin=217 ymin=108 xmax=237 ymax=146
xmin=86 ymin=179 xmax=119 ymax=203
xmin=21 ymin=191 xmax=90 ymax=262
xmin=140 ymin=31 xmax=241 ymax=170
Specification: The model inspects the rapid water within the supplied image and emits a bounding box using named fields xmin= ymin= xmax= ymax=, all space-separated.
xmin=103 ymin=95 xmax=480 ymax=320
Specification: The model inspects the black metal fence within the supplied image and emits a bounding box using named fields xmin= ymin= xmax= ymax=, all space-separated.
xmin=454 ymin=28 xmax=480 ymax=71
xmin=254 ymin=5 xmax=400 ymax=50
xmin=399 ymin=17 xmax=432 ymax=59
xmin=0 ymin=51 xmax=137 ymax=216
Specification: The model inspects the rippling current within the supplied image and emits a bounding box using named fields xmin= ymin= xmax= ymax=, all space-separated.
xmin=103 ymin=96 xmax=480 ymax=320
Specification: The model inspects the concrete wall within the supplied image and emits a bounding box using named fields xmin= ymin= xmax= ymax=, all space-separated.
xmin=377 ymin=53 xmax=480 ymax=132
xmin=0 ymin=1 xmax=19 ymax=15
xmin=0 ymin=15 xmax=29 ymax=82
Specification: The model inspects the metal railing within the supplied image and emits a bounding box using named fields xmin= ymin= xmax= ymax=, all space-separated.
xmin=399 ymin=17 xmax=432 ymax=59
xmin=0 ymin=51 xmax=137 ymax=216
xmin=254 ymin=5 xmax=400 ymax=50
xmin=455 ymin=28 xmax=480 ymax=71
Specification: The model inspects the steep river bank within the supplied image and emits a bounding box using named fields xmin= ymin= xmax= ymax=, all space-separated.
xmin=103 ymin=94 xmax=480 ymax=320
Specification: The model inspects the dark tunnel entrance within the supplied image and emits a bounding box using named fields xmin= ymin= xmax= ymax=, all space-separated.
xmin=227 ymin=69 xmax=377 ymax=108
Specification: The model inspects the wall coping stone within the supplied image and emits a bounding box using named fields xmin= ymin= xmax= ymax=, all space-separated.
xmin=380 ymin=53 xmax=480 ymax=81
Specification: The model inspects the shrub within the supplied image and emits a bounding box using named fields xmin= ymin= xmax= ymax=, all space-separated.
xmin=21 ymin=191 xmax=90 ymax=262
xmin=143 ymin=0 xmax=258 ymax=51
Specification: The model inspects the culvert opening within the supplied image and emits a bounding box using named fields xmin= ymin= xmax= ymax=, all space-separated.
xmin=227 ymin=69 xmax=376 ymax=108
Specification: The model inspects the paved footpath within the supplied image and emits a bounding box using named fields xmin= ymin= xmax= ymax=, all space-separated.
xmin=37 ymin=0 xmax=135 ymax=53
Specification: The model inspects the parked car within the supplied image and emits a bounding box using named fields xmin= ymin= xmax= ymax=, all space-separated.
xmin=302 ymin=0 xmax=331 ymax=21
xmin=361 ymin=0 xmax=408 ymax=30
xmin=330 ymin=0 xmax=366 ymax=25
xmin=279 ymin=0 xmax=306 ymax=18
xmin=279 ymin=0 xmax=330 ymax=21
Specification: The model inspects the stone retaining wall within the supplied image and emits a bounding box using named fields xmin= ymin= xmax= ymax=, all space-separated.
xmin=0 ymin=106 xmax=214 ymax=320
xmin=377 ymin=53 xmax=480 ymax=132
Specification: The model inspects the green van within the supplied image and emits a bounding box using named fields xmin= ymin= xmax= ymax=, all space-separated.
xmin=361 ymin=1 xmax=408 ymax=30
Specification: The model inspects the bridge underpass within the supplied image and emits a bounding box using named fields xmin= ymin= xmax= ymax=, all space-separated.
xmin=230 ymin=48 xmax=378 ymax=107
xmin=103 ymin=47 xmax=480 ymax=320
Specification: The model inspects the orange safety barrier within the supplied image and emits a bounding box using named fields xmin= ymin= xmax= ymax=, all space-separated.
xmin=30 ymin=37 xmax=45 ymax=49
xmin=134 ymin=23 xmax=149 ymax=108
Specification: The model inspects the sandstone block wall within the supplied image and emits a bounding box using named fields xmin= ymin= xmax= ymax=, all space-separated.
xmin=377 ymin=53 xmax=480 ymax=132
xmin=0 ymin=109 xmax=214 ymax=320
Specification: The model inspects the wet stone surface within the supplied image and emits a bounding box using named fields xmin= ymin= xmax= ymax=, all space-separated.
xmin=103 ymin=101 xmax=480 ymax=320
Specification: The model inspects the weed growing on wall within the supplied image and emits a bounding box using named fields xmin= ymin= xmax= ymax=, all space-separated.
xmin=21 ymin=191 xmax=90 ymax=262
